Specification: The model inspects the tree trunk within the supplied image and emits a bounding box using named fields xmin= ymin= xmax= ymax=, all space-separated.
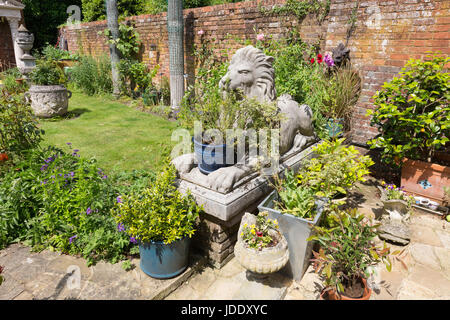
xmin=106 ymin=0 xmax=121 ymax=98
xmin=167 ymin=0 xmax=185 ymax=115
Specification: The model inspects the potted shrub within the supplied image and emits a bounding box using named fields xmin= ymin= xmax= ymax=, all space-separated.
xmin=234 ymin=212 xmax=289 ymax=277
xmin=309 ymin=208 xmax=394 ymax=300
xmin=378 ymin=181 xmax=415 ymax=221
xmin=297 ymin=138 xmax=374 ymax=201
xmin=367 ymin=53 xmax=450 ymax=204
xmin=26 ymin=60 xmax=72 ymax=118
xmin=178 ymin=88 xmax=281 ymax=175
xmin=258 ymin=170 xmax=328 ymax=281
xmin=112 ymin=164 xmax=202 ymax=279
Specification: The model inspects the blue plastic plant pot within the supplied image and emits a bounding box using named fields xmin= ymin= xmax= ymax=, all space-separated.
xmin=193 ymin=137 xmax=233 ymax=175
xmin=139 ymin=237 xmax=191 ymax=279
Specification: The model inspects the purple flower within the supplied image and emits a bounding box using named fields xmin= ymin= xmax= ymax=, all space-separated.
xmin=116 ymin=196 xmax=123 ymax=204
xmin=66 ymin=142 xmax=72 ymax=146
xmin=129 ymin=236 xmax=137 ymax=244
xmin=73 ymin=149 xmax=79 ymax=153
xmin=44 ymin=157 xmax=54 ymax=164
xmin=41 ymin=179 xmax=48 ymax=185
xmin=40 ymin=165 xmax=48 ymax=171
xmin=69 ymin=235 xmax=77 ymax=244
xmin=102 ymin=175 xmax=108 ymax=180
xmin=86 ymin=207 xmax=92 ymax=215
xmin=69 ymin=172 xmax=75 ymax=178
xmin=117 ymin=223 xmax=125 ymax=232
xmin=324 ymin=53 xmax=335 ymax=67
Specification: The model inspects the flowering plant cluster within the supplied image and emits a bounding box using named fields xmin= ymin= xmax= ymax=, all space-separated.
xmin=240 ymin=212 xmax=279 ymax=251
xmin=380 ymin=181 xmax=415 ymax=208
xmin=310 ymin=52 xmax=334 ymax=67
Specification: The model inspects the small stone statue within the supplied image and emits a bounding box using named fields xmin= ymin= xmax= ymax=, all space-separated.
xmin=172 ymin=45 xmax=316 ymax=193
xmin=331 ymin=43 xmax=350 ymax=68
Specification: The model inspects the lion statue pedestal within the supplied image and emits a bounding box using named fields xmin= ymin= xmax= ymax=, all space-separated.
xmin=173 ymin=45 xmax=319 ymax=267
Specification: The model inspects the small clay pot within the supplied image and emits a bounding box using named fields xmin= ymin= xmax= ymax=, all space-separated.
xmin=320 ymin=278 xmax=372 ymax=300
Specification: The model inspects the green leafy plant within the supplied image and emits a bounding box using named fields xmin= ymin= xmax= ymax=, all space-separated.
xmin=112 ymin=163 xmax=202 ymax=244
xmin=322 ymin=64 xmax=361 ymax=129
xmin=0 ymin=68 xmax=29 ymax=94
xmin=309 ymin=208 xmax=393 ymax=297
xmin=272 ymin=170 xmax=317 ymax=219
xmin=0 ymin=90 xmax=43 ymax=158
xmin=70 ymin=55 xmax=113 ymax=95
xmin=367 ymin=53 xmax=450 ymax=166
xmin=29 ymin=60 xmax=66 ymax=86
xmin=101 ymin=22 xmax=141 ymax=60
xmin=297 ymin=138 xmax=374 ymax=198
xmin=40 ymin=43 xmax=79 ymax=61
xmin=118 ymin=60 xmax=159 ymax=97
xmin=240 ymin=211 xmax=280 ymax=251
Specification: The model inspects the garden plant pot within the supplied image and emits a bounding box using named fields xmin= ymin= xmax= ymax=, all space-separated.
xmin=382 ymin=199 xmax=409 ymax=221
xmin=401 ymin=158 xmax=450 ymax=205
xmin=257 ymin=190 xmax=327 ymax=281
xmin=320 ymin=278 xmax=372 ymax=300
xmin=193 ymin=137 xmax=234 ymax=175
xmin=234 ymin=213 xmax=289 ymax=276
xmin=26 ymin=85 xmax=72 ymax=118
xmin=139 ymin=237 xmax=191 ymax=279
xmin=325 ymin=118 xmax=344 ymax=138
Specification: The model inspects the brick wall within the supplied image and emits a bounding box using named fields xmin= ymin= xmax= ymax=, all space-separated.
xmin=0 ymin=19 xmax=16 ymax=71
xmin=60 ymin=0 xmax=450 ymax=144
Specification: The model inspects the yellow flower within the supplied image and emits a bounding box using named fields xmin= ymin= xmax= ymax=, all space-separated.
xmin=251 ymin=229 xmax=256 ymax=235
xmin=240 ymin=232 xmax=244 ymax=237
xmin=251 ymin=224 xmax=256 ymax=229
xmin=274 ymin=219 xmax=278 ymax=225
xmin=243 ymin=223 xmax=248 ymax=228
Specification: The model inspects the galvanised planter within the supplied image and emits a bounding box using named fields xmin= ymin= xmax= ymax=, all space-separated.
xmin=258 ymin=190 xmax=327 ymax=282
xmin=139 ymin=237 xmax=191 ymax=279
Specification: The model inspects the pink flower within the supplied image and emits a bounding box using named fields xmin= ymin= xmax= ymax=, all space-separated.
xmin=324 ymin=53 xmax=335 ymax=67
xmin=256 ymin=33 xmax=265 ymax=41
xmin=197 ymin=30 xmax=205 ymax=36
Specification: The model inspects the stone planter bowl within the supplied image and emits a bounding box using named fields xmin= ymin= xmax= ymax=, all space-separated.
xmin=26 ymin=85 xmax=71 ymax=118
xmin=234 ymin=213 xmax=289 ymax=275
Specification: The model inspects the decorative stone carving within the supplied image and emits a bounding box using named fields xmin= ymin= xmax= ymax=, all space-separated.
xmin=26 ymin=85 xmax=72 ymax=118
xmin=234 ymin=212 xmax=289 ymax=275
xmin=172 ymin=45 xmax=316 ymax=193
xmin=15 ymin=25 xmax=36 ymax=75
xmin=331 ymin=43 xmax=351 ymax=67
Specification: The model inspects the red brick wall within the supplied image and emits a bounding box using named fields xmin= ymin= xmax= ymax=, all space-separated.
xmin=60 ymin=0 xmax=450 ymax=144
xmin=0 ymin=20 xmax=16 ymax=71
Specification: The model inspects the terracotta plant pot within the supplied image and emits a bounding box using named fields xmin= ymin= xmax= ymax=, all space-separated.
xmin=320 ymin=278 xmax=372 ymax=300
xmin=401 ymin=158 xmax=450 ymax=205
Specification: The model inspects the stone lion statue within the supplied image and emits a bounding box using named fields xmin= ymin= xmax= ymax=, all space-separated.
xmin=172 ymin=45 xmax=316 ymax=193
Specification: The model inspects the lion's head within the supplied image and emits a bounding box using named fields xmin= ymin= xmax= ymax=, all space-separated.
xmin=219 ymin=45 xmax=276 ymax=102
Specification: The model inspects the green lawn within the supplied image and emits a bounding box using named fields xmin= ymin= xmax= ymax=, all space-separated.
xmin=39 ymin=90 xmax=178 ymax=173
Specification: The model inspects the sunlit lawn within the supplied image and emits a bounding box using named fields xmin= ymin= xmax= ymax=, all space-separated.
xmin=39 ymin=89 xmax=178 ymax=173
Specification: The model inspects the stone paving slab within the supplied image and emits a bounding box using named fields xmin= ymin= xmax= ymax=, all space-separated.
xmin=0 ymin=243 xmax=206 ymax=300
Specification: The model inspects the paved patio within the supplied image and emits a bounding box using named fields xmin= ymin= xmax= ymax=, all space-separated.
xmin=1 ymin=179 xmax=449 ymax=300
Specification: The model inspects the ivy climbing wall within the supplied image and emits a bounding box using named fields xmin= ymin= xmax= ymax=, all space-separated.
xmin=60 ymin=0 xmax=450 ymax=144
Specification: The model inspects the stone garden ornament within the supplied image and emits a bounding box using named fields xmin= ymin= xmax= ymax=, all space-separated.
xmin=172 ymin=45 xmax=316 ymax=193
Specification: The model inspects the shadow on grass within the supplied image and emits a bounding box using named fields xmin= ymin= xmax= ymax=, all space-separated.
xmin=40 ymin=108 xmax=91 ymax=122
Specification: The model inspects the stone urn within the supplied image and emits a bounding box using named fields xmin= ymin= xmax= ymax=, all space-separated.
xmin=378 ymin=186 xmax=410 ymax=222
xmin=26 ymin=85 xmax=72 ymax=118
xmin=234 ymin=213 xmax=289 ymax=276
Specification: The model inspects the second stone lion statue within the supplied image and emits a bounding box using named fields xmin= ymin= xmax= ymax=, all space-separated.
xmin=172 ymin=45 xmax=316 ymax=193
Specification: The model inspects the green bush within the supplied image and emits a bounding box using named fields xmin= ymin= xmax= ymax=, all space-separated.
xmin=70 ymin=55 xmax=113 ymax=95
xmin=367 ymin=53 xmax=450 ymax=165
xmin=0 ymin=90 xmax=43 ymax=158
xmin=29 ymin=60 xmax=66 ymax=86
xmin=0 ymin=68 xmax=29 ymax=94
xmin=40 ymin=44 xmax=79 ymax=61
xmin=297 ymin=138 xmax=374 ymax=198
xmin=112 ymin=163 xmax=202 ymax=244
xmin=118 ymin=60 xmax=158 ymax=97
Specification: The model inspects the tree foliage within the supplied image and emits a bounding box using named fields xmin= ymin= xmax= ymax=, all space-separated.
xmin=22 ymin=0 xmax=82 ymax=50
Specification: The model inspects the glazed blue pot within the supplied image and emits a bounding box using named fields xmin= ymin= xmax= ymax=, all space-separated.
xmin=193 ymin=137 xmax=233 ymax=175
xmin=139 ymin=237 xmax=191 ymax=279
